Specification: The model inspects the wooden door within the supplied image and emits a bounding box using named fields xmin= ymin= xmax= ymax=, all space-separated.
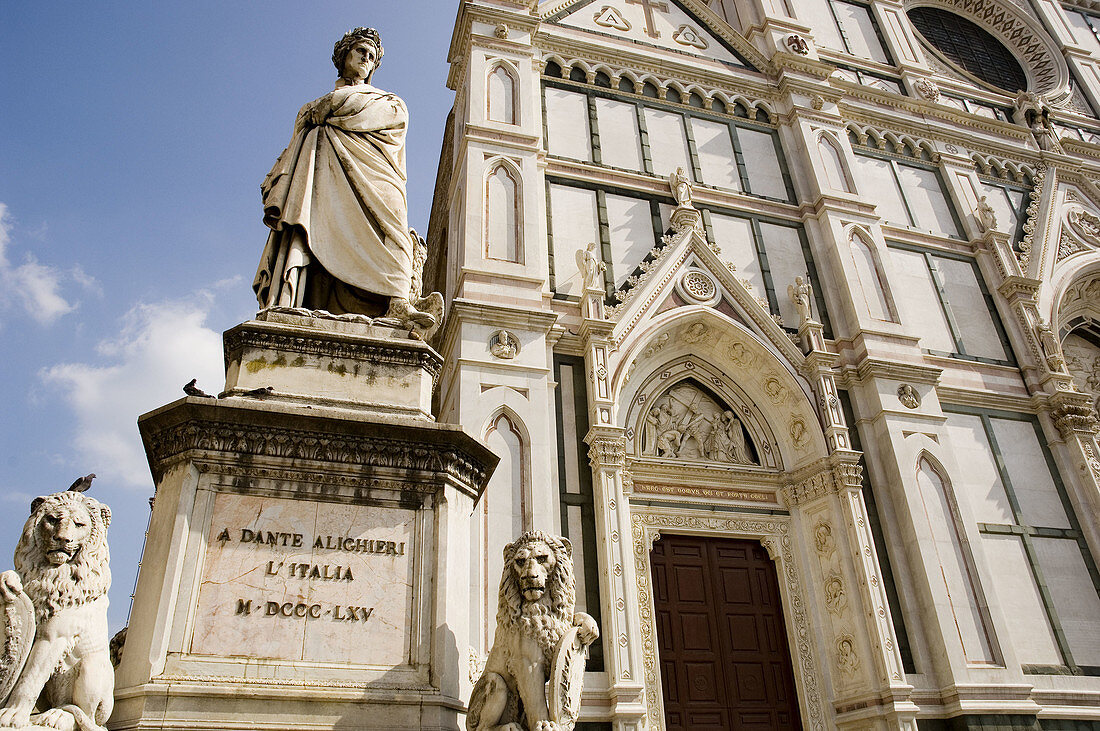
xmin=651 ymin=534 xmax=802 ymax=731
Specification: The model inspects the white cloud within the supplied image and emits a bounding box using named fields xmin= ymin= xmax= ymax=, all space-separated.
xmin=0 ymin=203 xmax=85 ymax=325
xmin=41 ymin=293 xmax=225 ymax=488
xmin=8 ymin=254 xmax=75 ymax=324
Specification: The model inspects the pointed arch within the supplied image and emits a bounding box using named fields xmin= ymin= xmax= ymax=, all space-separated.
xmin=913 ymin=453 xmax=999 ymax=664
xmin=486 ymin=61 xmax=518 ymax=124
xmin=846 ymin=225 xmax=895 ymax=321
xmin=472 ymin=407 xmax=532 ymax=649
xmin=485 ymin=160 xmax=522 ymax=262
xmin=815 ymin=131 xmax=853 ymax=193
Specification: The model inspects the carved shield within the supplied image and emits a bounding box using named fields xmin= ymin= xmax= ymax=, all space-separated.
xmin=548 ymin=626 xmax=588 ymax=731
xmin=0 ymin=590 xmax=35 ymax=706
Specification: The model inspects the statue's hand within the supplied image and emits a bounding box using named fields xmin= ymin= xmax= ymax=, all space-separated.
xmin=0 ymin=570 xmax=22 ymax=601
xmin=573 ymin=612 xmax=599 ymax=645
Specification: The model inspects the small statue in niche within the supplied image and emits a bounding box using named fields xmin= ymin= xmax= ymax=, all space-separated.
xmin=788 ymin=275 xmax=814 ymax=326
xmin=669 ymin=167 xmax=694 ymax=209
xmin=1016 ymin=92 xmax=1061 ymax=153
xmin=975 ymin=196 xmax=998 ymax=233
xmin=0 ymin=479 xmax=114 ymax=731
xmin=467 ymin=532 xmax=598 ymax=731
xmin=1036 ymin=318 xmax=1066 ymax=372
xmin=490 ymin=330 xmax=520 ymax=359
xmin=575 ymin=242 xmax=605 ymax=291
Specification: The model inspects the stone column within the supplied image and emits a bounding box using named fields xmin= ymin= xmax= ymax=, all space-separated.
xmin=580 ymin=291 xmax=648 ymax=731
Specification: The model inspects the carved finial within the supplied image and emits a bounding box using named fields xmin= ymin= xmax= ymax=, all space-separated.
xmin=669 ymin=167 xmax=694 ymax=209
xmin=787 ymin=275 xmax=814 ymax=327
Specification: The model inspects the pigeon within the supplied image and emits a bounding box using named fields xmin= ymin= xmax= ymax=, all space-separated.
xmin=68 ymin=473 xmax=96 ymax=492
xmin=184 ymin=379 xmax=213 ymax=398
xmin=243 ymin=386 xmax=275 ymax=397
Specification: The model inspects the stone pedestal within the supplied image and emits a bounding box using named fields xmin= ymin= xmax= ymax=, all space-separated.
xmin=111 ymin=315 xmax=496 ymax=731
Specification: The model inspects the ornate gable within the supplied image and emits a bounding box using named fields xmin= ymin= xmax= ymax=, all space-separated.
xmin=542 ymin=0 xmax=762 ymax=70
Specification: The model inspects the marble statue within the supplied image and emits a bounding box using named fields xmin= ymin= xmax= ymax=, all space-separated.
xmin=253 ymin=27 xmax=439 ymax=327
xmin=975 ymin=196 xmax=997 ymax=233
xmin=467 ymin=532 xmax=599 ymax=731
xmin=1036 ymin=318 xmax=1066 ymax=372
xmin=576 ymin=242 xmax=605 ymax=290
xmin=0 ymin=480 xmax=113 ymax=731
xmin=788 ymin=275 xmax=814 ymax=326
xmin=669 ymin=167 xmax=694 ymax=208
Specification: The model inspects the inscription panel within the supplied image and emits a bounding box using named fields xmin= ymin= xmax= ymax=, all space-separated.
xmin=190 ymin=492 xmax=416 ymax=666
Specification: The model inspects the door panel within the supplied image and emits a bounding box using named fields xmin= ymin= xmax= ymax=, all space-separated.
xmin=651 ymin=535 xmax=802 ymax=731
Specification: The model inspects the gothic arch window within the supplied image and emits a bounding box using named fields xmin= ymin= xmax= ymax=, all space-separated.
xmin=816 ymin=132 xmax=853 ymax=193
xmin=848 ymin=228 xmax=894 ymax=321
xmin=639 ymin=379 xmax=759 ymax=465
xmin=485 ymin=162 xmax=522 ymax=262
xmin=473 ymin=412 xmax=529 ymax=647
xmin=487 ymin=63 xmax=517 ymax=124
xmin=913 ymin=455 xmax=998 ymax=663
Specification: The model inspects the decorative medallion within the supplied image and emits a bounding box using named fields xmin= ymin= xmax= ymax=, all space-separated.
xmin=494 ymin=23 xmax=508 ymax=39
xmin=593 ymin=5 xmax=631 ymax=32
xmin=813 ymin=520 xmax=834 ymax=557
xmin=786 ymin=34 xmax=810 ymax=55
xmin=681 ymin=321 xmax=709 ymax=344
xmin=1067 ymin=207 xmax=1100 ymax=247
xmin=677 ymin=269 xmax=719 ymax=305
xmin=490 ymin=330 xmax=519 ymax=359
xmin=727 ymin=341 xmax=756 ymax=368
xmin=823 ymin=573 xmax=847 ymax=616
xmin=835 ymin=634 xmax=860 ymax=676
xmin=914 ymin=77 xmax=940 ymax=102
xmin=673 ymin=24 xmax=708 ymax=50
xmin=897 ymin=383 xmax=921 ymax=409
xmin=789 ymin=416 xmax=809 ymax=448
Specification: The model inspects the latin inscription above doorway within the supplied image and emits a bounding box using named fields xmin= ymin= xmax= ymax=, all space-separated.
xmin=650 ymin=534 xmax=802 ymax=730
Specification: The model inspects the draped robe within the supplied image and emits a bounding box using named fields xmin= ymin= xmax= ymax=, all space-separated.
xmin=253 ymin=82 xmax=413 ymax=311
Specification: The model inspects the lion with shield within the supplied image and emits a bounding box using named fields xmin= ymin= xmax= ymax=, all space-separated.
xmin=467 ymin=531 xmax=599 ymax=731
xmin=0 ymin=478 xmax=114 ymax=731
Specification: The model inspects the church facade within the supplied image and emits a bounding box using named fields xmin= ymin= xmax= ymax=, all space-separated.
xmin=426 ymin=0 xmax=1100 ymax=729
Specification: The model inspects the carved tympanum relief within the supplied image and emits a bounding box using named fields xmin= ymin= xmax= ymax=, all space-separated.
xmin=1065 ymin=333 xmax=1100 ymax=417
xmin=641 ymin=381 xmax=756 ymax=464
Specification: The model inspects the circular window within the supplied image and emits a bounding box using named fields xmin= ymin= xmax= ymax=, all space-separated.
xmin=908 ymin=6 xmax=1028 ymax=93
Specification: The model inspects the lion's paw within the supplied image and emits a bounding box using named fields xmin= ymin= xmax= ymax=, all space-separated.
xmin=534 ymin=721 xmax=561 ymax=731
xmin=0 ymin=707 xmax=31 ymax=728
xmin=34 ymin=708 xmax=76 ymax=731
xmin=0 ymin=570 xmax=22 ymax=601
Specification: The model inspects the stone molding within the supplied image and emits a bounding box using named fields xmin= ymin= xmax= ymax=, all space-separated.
xmin=223 ymin=322 xmax=443 ymax=382
xmin=781 ymin=462 xmax=863 ymax=507
xmin=139 ymin=402 xmax=495 ymax=495
xmin=631 ymin=511 xmax=825 ymax=731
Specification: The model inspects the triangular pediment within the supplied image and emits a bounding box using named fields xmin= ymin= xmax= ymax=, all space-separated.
xmin=609 ymin=220 xmax=804 ymax=370
xmin=544 ymin=0 xmax=759 ymax=70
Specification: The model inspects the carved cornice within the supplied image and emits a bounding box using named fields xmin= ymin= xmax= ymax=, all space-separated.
xmin=139 ymin=402 xmax=497 ymax=496
xmin=223 ymin=324 xmax=443 ymax=382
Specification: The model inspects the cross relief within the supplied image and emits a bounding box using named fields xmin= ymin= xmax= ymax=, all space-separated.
xmin=626 ymin=0 xmax=669 ymax=38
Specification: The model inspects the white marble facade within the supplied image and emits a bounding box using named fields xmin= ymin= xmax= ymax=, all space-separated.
xmin=430 ymin=0 xmax=1100 ymax=729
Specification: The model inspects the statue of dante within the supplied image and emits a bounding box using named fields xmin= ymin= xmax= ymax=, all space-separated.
xmin=253 ymin=27 xmax=434 ymax=325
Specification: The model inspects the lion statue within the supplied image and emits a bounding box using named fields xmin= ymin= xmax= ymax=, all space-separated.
xmin=0 ymin=480 xmax=114 ymax=731
xmin=467 ymin=531 xmax=599 ymax=731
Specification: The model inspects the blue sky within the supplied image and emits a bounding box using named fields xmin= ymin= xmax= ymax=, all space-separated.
xmin=0 ymin=2 xmax=458 ymax=632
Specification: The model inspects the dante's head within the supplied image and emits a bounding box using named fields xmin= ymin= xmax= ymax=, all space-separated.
xmin=332 ymin=27 xmax=383 ymax=83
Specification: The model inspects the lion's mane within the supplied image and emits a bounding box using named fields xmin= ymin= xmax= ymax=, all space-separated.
xmin=496 ymin=530 xmax=576 ymax=659
xmin=13 ymin=491 xmax=112 ymax=623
